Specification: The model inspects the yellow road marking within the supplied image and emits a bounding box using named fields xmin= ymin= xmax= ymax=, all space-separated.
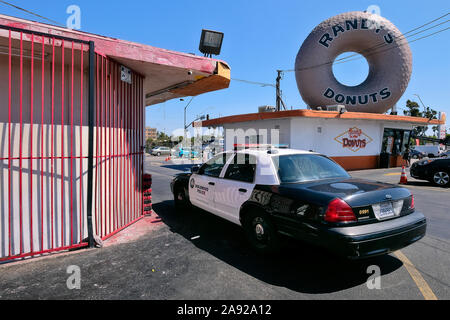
xmin=394 ymin=250 xmax=438 ymax=300
xmin=384 ymin=173 xmax=401 ymax=176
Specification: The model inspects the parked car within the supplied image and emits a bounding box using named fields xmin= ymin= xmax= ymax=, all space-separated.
xmin=410 ymin=157 xmax=450 ymax=187
xmin=151 ymin=146 xmax=171 ymax=156
xmin=440 ymin=150 xmax=450 ymax=158
xmin=171 ymin=147 xmax=426 ymax=259
xmin=178 ymin=147 xmax=199 ymax=158
xmin=410 ymin=149 xmax=425 ymax=159
xmin=413 ymin=145 xmax=442 ymax=158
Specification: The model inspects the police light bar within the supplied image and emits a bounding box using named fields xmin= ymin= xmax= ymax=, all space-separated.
xmin=234 ymin=144 xmax=269 ymax=150
xmin=272 ymin=144 xmax=289 ymax=149
xmin=233 ymin=144 xmax=289 ymax=150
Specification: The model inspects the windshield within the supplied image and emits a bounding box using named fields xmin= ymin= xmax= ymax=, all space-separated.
xmin=273 ymin=154 xmax=350 ymax=183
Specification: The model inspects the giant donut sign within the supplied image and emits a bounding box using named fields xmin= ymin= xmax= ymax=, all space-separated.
xmin=295 ymin=11 xmax=412 ymax=113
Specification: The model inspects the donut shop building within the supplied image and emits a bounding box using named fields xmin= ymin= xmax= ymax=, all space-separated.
xmin=199 ymin=109 xmax=445 ymax=171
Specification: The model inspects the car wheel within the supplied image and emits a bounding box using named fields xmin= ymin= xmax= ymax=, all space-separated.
xmin=174 ymin=186 xmax=190 ymax=209
xmin=157 ymin=152 xmax=161 ymax=156
xmin=432 ymin=171 xmax=450 ymax=187
xmin=243 ymin=211 xmax=281 ymax=254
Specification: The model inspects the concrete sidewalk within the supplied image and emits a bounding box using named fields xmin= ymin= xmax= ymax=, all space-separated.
xmin=0 ymin=214 xmax=167 ymax=299
xmin=349 ymin=159 xmax=421 ymax=185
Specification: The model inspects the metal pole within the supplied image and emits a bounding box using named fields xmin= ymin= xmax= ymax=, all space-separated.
xmin=414 ymin=94 xmax=426 ymax=114
xmin=183 ymin=97 xmax=194 ymax=147
xmin=184 ymin=105 xmax=187 ymax=148
xmin=275 ymin=70 xmax=286 ymax=111
xmin=276 ymin=70 xmax=281 ymax=111
xmin=86 ymin=41 xmax=95 ymax=248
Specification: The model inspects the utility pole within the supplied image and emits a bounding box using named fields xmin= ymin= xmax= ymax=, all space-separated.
xmin=414 ymin=94 xmax=426 ymax=114
xmin=183 ymin=97 xmax=195 ymax=147
xmin=276 ymin=70 xmax=286 ymax=111
xmin=390 ymin=103 xmax=398 ymax=115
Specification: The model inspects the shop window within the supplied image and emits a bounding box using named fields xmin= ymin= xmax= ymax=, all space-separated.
xmin=382 ymin=129 xmax=411 ymax=155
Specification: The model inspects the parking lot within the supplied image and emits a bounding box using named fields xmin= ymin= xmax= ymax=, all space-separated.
xmin=144 ymin=155 xmax=450 ymax=299
xmin=0 ymin=154 xmax=448 ymax=300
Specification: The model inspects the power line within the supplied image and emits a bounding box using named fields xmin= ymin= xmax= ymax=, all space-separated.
xmin=0 ymin=0 xmax=64 ymax=27
xmin=333 ymin=26 xmax=450 ymax=67
xmin=331 ymin=18 xmax=449 ymax=67
xmin=231 ymin=78 xmax=275 ymax=87
xmin=230 ymin=13 xmax=450 ymax=89
xmin=281 ymin=12 xmax=449 ymax=73
xmin=230 ymin=24 xmax=450 ymax=90
xmin=327 ymin=13 xmax=450 ymax=67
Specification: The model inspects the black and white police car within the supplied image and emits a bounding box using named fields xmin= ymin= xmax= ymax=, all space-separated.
xmin=170 ymin=145 xmax=426 ymax=259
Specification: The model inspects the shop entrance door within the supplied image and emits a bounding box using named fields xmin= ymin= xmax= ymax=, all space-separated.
xmin=381 ymin=128 xmax=411 ymax=167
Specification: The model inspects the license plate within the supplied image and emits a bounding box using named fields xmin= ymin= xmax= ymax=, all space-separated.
xmin=376 ymin=202 xmax=395 ymax=220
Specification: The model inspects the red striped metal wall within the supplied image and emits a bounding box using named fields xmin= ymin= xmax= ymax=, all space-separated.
xmin=0 ymin=25 xmax=144 ymax=262
xmin=93 ymin=55 xmax=144 ymax=241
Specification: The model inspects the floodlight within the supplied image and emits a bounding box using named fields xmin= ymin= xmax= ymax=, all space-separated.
xmin=199 ymin=29 xmax=224 ymax=57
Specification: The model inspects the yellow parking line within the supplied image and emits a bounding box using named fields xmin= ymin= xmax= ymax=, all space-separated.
xmin=394 ymin=250 xmax=438 ymax=300
xmin=384 ymin=173 xmax=401 ymax=176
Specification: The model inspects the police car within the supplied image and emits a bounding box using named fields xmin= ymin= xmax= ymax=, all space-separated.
xmin=170 ymin=145 xmax=426 ymax=259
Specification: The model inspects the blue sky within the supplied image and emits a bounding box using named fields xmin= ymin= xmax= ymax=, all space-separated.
xmin=1 ymin=0 xmax=449 ymax=136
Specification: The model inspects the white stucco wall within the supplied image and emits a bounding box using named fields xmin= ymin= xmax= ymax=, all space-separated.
xmin=223 ymin=118 xmax=291 ymax=150
xmin=290 ymin=118 xmax=384 ymax=157
xmin=222 ymin=116 xmax=415 ymax=158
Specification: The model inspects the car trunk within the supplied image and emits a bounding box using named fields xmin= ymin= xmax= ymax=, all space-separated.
xmin=280 ymin=178 xmax=414 ymax=224
xmin=302 ymin=177 xmax=407 ymax=200
xmin=306 ymin=178 xmax=413 ymax=223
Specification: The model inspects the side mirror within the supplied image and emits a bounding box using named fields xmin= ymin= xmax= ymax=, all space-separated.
xmin=191 ymin=165 xmax=201 ymax=173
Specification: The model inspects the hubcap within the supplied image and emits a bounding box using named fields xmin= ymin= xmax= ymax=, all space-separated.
xmin=253 ymin=217 xmax=266 ymax=241
xmin=433 ymin=172 xmax=449 ymax=185
xmin=255 ymin=223 xmax=264 ymax=237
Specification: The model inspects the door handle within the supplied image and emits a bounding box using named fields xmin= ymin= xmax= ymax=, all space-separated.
xmin=239 ymin=188 xmax=247 ymax=193
xmin=208 ymin=182 xmax=215 ymax=186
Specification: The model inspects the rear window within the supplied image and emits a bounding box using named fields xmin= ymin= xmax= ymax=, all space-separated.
xmin=273 ymin=154 xmax=350 ymax=183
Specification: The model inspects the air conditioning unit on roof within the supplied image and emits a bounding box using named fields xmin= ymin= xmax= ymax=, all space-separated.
xmin=325 ymin=105 xmax=346 ymax=112
xmin=258 ymin=105 xmax=276 ymax=113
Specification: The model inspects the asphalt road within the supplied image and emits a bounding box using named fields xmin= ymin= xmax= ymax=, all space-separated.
xmin=144 ymin=155 xmax=450 ymax=300
xmin=0 ymin=155 xmax=448 ymax=300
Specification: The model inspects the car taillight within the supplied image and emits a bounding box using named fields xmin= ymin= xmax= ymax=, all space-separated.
xmin=410 ymin=195 xmax=415 ymax=209
xmin=324 ymin=198 xmax=357 ymax=223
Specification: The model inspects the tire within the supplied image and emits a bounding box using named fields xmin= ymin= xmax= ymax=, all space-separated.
xmin=157 ymin=152 xmax=161 ymax=156
xmin=242 ymin=211 xmax=281 ymax=254
xmin=174 ymin=186 xmax=190 ymax=209
xmin=432 ymin=170 xmax=450 ymax=187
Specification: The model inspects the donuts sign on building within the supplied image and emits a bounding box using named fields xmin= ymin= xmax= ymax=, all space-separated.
xmin=295 ymin=11 xmax=413 ymax=113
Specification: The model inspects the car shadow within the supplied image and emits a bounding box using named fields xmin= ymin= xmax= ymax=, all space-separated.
xmin=152 ymin=200 xmax=404 ymax=294
xmin=406 ymin=180 xmax=449 ymax=188
xmin=161 ymin=164 xmax=194 ymax=172
xmin=406 ymin=181 xmax=434 ymax=187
